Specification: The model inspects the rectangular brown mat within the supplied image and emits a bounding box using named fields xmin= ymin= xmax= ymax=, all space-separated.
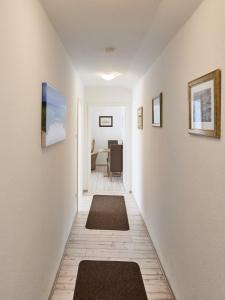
xmin=73 ymin=260 xmax=148 ymax=300
xmin=85 ymin=195 xmax=129 ymax=230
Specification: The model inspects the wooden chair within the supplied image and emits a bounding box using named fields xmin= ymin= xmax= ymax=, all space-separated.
xmin=108 ymin=140 xmax=118 ymax=149
xmin=91 ymin=139 xmax=98 ymax=171
xmin=107 ymin=140 xmax=118 ymax=167
xmin=108 ymin=144 xmax=123 ymax=181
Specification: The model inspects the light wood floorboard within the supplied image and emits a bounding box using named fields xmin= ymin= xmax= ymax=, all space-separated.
xmin=51 ymin=169 xmax=174 ymax=300
xmin=90 ymin=165 xmax=125 ymax=194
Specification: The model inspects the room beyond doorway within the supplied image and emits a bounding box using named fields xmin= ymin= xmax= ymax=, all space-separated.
xmin=89 ymin=105 xmax=129 ymax=194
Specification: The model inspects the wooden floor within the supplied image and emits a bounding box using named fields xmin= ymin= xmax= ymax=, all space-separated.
xmin=90 ymin=165 xmax=125 ymax=194
xmin=51 ymin=169 xmax=174 ymax=300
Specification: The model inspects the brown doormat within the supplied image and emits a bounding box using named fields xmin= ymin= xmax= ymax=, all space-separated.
xmin=86 ymin=195 xmax=129 ymax=231
xmin=73 ymin=260 xmax=148 ymax=300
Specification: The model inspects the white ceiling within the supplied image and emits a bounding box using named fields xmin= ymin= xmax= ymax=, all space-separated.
xmin=40 ymin=0 xmax=203 ymax=88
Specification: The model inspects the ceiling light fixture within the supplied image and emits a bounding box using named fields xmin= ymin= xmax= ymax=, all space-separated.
xmin=98 ymin=72 xmax=122 ymax=81
xmin=105 ymin=47 xmax=115 ymax=53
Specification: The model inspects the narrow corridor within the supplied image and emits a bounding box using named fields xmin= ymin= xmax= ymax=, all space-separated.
xmin=51 ymin=192 xmax=174 ymax=300
xmin=2 ymin=1 xmax=225 ymax=299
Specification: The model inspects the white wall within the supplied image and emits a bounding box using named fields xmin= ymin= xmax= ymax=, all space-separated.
xmin=132 ymin=0 xmax=225 ymax=299
xmin=0 ymin=1 xmax=83 ymax=299
xmin=91 ymin=106 xmax=125 ymax=164
xmin=86 ymin=86 xmax=132 ymax=106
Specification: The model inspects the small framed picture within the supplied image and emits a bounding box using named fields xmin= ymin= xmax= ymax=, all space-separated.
xmin=152 ymin=93 xmax=163 ymax=127
xmin=188 ymin=69 xmax=221 ymax=138
xmin=99 ymin=116 xmax=113 ymax=127
xmin=137 ymin=107 xmax=143 ymax=129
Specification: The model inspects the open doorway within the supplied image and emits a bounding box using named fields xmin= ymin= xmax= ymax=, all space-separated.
xmin=89 ymin=105 xmax=129 ymax=194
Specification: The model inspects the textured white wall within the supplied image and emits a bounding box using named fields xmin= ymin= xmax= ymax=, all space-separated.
xmin=132 ymin=0 xmax=225 ymax=299
xmin=85 ymin=86 xmax=132 ymax=106
xmin=91 ymin=106 xmax=125 ymax=165
xmin=0 ymin=1 xmax=83 ymax=299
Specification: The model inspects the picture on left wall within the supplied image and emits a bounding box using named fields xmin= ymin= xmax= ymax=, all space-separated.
xmin=41 ymin=83 xmax=67 ymax=147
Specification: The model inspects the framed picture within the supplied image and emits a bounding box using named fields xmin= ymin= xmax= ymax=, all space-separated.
xmin=152 ymin=93 xmax=163 ymax=127
xmin=99 ymin=116 xmax=113 ymax=127
xmin=188 ymin=69 xmax=221 ymax=138
xmin=137 ymin=107 xmax=143 ymax=129
xmin=41 ymin=83 xmax=66 ymax=147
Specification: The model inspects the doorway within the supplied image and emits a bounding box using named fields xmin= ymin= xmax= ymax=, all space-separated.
xmin=88 ymin=105 xmax=131 ymax=194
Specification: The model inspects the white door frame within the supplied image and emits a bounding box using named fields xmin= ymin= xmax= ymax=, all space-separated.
xmin=77 ymin=97 xmax=85 ymax=209
xmin=76 ymin=97 xmax=79 ymax=211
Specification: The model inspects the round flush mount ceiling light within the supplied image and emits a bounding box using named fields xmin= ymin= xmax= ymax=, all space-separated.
xmin=98 ymin=72 xmax=122 ymax=81
xmin=105 ymin=47 xmax=115 ymax=53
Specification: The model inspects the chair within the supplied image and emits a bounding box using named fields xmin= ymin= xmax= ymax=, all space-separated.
xmin=107 ymin=144 xmax=123 ymax=181
xmin=91 ymin=139 xmax=95 ymax=153
xmin=108 ymin=140 xmax=118 ymax=149
xmin=107 ymin=140 xmax=118 ymax=166
xmin=91 ymin=139 xmax=98 ymax=171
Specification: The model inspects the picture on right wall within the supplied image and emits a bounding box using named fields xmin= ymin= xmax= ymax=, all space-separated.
xmin=137 ymin=107 xmax=143 ymax=129
xmin=188 ymin=69 xmax=221 ymax=138
xmin=152 ymin=93 xmax=163 ymax=127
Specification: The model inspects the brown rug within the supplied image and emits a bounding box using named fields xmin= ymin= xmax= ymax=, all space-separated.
xmin=73 ymin=260 xmax=148 ymax=300
xmin=85 ymin=195 xmax=129 ymax=231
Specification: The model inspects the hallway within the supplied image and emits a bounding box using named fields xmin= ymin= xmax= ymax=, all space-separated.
xmin=51 ymin=192 xmax=174 ymax=300
xmin=2 ymin=0 xmax=225 ymax=299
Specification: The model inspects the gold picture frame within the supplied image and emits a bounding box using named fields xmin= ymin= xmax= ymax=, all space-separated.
xmin=137 ymin=107 xmax=143 ymax=129
xmin=188 ymin=69 xmax=221 ymax=138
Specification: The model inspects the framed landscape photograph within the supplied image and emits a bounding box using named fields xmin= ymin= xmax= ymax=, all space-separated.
xmin=188 ymin=69 xmax=221 ymax=138
xmin=99 ymin=116 xmax=113 ymax=127
xmin=137 ymin=107 xmax=143 ymax=129
xmin=152 ymin=93 xmax=163 ymax=127
xmin=41 ymin=83 xmax=67 ymax=147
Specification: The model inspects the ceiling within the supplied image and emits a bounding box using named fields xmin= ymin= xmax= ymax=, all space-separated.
xmin=40 ymin=0 xmax=203 ymax=88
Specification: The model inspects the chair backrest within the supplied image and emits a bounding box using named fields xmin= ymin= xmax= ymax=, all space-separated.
xmin=91 ymin=139 xmax=95 ymax=153
xmin=108 ymin=140 xmax=118 ymax=149
xmin=110 ymin=144 xmax=123 ymax=173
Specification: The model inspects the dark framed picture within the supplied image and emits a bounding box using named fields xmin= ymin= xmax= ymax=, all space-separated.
xmin=99 ymin=116 xmax=113 ymax=127
xmin=152 ymin=93 xmax=163 ymax=127
xmin=137 ymin=107 xmax=143 ymax=129
xmin=188 ymin=69 xmax=221 ymax=138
